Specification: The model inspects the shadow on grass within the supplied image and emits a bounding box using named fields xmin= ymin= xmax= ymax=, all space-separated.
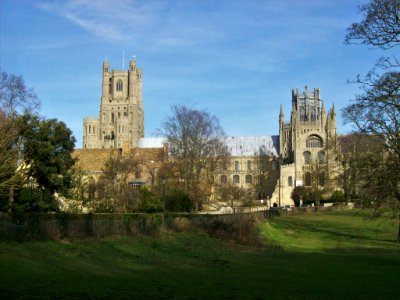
xmin=273 ymin=215 xmax=398 ymax=244
xmin=1 ymin=233 xmax=400 ymax=299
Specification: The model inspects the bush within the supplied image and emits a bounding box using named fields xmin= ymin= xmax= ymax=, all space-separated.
xmin=305 ymin=189 xmax=322 ymax=205
xmin=291 ymin=186 xmax=323 ymax=206
xmin=137 ymin=187 xmax=162 ymax=213
xmin=165 ymin=189 xmax=194 ymax=212
xmin=331 ymin=190 xmax=345 ymax=203
xmin=13 ymin=188 xmax=57 ymax=212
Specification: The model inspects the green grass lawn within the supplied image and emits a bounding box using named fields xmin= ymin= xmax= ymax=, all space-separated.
xmin=1 ymin=210 xmax=399 ymax=299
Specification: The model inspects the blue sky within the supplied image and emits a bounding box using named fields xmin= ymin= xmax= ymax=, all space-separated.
xmin=1 ymin=0 xmax=396 ymax=148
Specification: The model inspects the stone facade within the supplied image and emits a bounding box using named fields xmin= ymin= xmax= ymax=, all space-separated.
xmin=83 ymin=59 xmax=144 ymax=149
xmin=277 ymin=86 xmax=337 ymax=205
xmin=73 ymin=144 xmax=167 ymax=187
xmin=212 ymin=136 xmax=280 ymax=202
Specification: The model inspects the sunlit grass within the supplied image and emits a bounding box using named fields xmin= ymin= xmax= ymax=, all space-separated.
xmin=260 ymin=211 xmax=399 ymax=252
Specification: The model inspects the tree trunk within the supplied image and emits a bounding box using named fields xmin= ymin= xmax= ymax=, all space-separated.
xmin=8 ymin=184 xmax=14 ymax=213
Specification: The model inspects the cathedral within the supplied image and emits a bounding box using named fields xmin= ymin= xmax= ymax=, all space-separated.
xmin=80 ymin=60 xmax=338 ymax=206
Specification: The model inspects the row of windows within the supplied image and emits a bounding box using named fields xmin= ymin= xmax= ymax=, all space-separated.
xmin=303 ymin=151 xmax=325 ymax=164
xmin=110 ymin=112 xmax=129 ymax=123
xmin=299 ymin=108 xmax=318 ymax=122
xmin=285 ymin=173 xmax=325 ymax=187
xmin=304 ymin=172 xmax=325 ymax=186
xmin=222 ymin=160 xmax=278 ymax=172
xmin=86 ymin=125 xmax=96 ymax=135
xmin=102 ymin=111 xmax=130 ymax=121
xmin=221 ymin=174 xmax=253 ymax=184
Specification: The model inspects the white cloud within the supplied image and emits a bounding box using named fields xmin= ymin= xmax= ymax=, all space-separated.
xmin=64 ymin=12 xmax=127 ymax=40
xmin=36 ymin=0 xmax=163 ymax=41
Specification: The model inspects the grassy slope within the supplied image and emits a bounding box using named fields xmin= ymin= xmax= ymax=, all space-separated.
xmin=1 ymin=211 xmax=399 ymax=299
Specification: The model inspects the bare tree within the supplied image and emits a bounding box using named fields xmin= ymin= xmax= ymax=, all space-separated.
xmin=159 ymin=104 xmax=229 ymax=210
xmin=254 ymin=155 xmax=279 ymax=201
xmin=0 ymin=112 xmax=20 ymax=209
xmin=338 ymin=134 xmax=377 ymax=202
xmin=218 ymin=182 xmax=246 ymax=210
xmin=344 ymin=0 xmax=400 ymax=241
xmin=345 ymin=0 xmax=400 ymax=49
xmin=92 ymin=151 xmax=141 ymax=213
xmin=343 ymin=72 xmax=400 ymax=156
xmin=0 ymin=71 xmax=40 ymax=211
xmin=0 ymin=71 xmax=39 ymax=117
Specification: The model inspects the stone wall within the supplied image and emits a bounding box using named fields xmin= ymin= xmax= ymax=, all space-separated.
xmin=72 ymin=146 xmax=167 ymax=185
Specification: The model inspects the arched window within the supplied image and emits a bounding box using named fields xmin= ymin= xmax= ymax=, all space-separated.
xmin=116 ymin=79 xmax=123 ymax=91
xmin=247 ymin=160 xmax=251 ymax=172
xmin=288 ymin=176 xmax=293 ymax=187
xmin=245 ymin=175 xmax=252 ymax=184
xmin=318 ymin=151 xmax=325 ymax=164
xmin=300 ymin=107 xmax=306 ymax=121
xmin=305 ymin=172 xmax=311 ymax=186
xmin=319 ymin=173 xmax=325 ymax=186
xmin=220 ymin=175 xmax=227 ymax=184
xmin=247 ymin=160 xmax=252 ymax=172
xmin=310 ymin=110 xmax=316 ymax=121
xmin=235 ymin=161 xmax=240 ymax=172
xmin=222 ymin=161 xmax=227 ymax=171
xmin=303 ymin=151 xmax=311 ymax=165
xmin=306 ymin=135 xmax=323 ymax=148
xmin=233 ymin=175 xmax=240 ymax=184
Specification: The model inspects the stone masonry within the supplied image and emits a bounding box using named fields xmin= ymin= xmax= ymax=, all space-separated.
xmin=83 ymin=59 xmax=144 ymax=149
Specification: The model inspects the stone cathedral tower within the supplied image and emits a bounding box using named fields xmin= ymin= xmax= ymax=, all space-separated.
xmin=278 ymin=86 xmax=337 ymax=203
xmin=83 ymin=59 xmax=144 ymax=149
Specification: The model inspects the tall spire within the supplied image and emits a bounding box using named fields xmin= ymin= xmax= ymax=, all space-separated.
xmin=331 ymin=103 xmax=336 ymax=116
xmin=279 ymin=104 xmax=284 ymax=127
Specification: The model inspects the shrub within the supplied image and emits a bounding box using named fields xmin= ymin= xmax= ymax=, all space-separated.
xmin=13 ymin=188 xmax=57 ymax=212
xmin=291 ymin=186 xmax=323 ymax=206
xmin=331 ymin=190 xmax=345 ymax=203
xmin=305 ymin=189 xmax=322 ymax=205
xmin=165 ymin=189 xmax=194 ymax=212
xmin=137 ymin=187 xmax=162 ymax=213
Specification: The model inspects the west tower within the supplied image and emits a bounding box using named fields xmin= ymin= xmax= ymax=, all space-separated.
xmin=83 ymin=59 xmax=144 ymax=149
